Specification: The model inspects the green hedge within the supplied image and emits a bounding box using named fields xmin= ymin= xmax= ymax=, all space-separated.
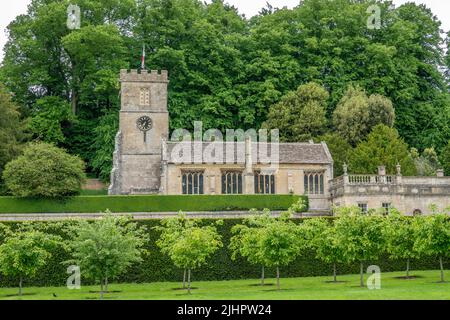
xmin=0 ymin=195 xmax=303 ymax=214
xmin=0 ymin=218 xmax=447 ymax=288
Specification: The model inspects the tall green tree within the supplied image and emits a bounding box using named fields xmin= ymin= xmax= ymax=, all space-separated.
xmin=0 ymin=84 xmax=25 ymax=191
xmin=439 ymin=141 xmax=450 ymax=176
xmin=28 ymin=96 xmax=74 ymax=145
xmin=263 ymin=82 xmax=329 ymax=142
xmin=316 ymin=133 xmax=352 ymax=177
xmin=333 ymin=86 xmax=395 ymax=146
xmin=348 ymin=125 xmax=416 ymax=175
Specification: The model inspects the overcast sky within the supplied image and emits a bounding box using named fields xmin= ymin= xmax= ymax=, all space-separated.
xmin=1 ymin=0 xmax=449 ymax=61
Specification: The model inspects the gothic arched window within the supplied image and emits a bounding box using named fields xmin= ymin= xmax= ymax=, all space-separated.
xmin=254 ymin=171 xmax=275 ymax=194
xmin=182 ymin=171 xmax=204 ymax=195
xmin=304 ymin=171 xmax=325 ymax=195
xmin=221 ymin=171 xmax=243 ymax=194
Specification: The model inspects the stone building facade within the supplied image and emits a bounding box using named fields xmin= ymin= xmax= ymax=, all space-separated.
xmin=109 ymin=69 xmax=450 ymax=215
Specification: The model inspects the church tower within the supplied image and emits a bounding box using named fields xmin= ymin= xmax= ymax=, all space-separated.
xmin=109 ymin=69 xmax=169 ymax=195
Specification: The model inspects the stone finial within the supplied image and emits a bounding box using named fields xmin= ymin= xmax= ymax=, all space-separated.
xmin=396 ymin=163 xmax=402 ymax=176
xmin=343 ymin=163 xmax=348 ymax=175
xmin=437 ymin=169 xmax=444 ymax=178
xmin=378 ymin=166 xmax=386 ymax=176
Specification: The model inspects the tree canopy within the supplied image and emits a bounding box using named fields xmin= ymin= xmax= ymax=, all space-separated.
xmin=0 ymin=0 xmax=449 ymax=180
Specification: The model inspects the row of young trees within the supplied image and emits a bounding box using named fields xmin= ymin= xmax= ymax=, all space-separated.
xmin=0 ymin=205 xmax=448 ymax=297
xmin=156 ymin=202 xmax=450 ymax=291
xmin=0 ymin=213 xmax=148 ymax=299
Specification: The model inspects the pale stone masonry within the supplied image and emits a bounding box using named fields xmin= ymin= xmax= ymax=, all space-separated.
xmin=109 ymin=69 xmax=450 ymax=215
xmin=330 ymin=166 xmax=450 ymax=215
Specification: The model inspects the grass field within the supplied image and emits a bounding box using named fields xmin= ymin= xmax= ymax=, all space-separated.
xmin=0 ymin=270 xmax=448 ymax=300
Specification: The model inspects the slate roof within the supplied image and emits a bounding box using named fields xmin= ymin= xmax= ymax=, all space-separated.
xmin=165 ymin=142 xmax=333 ymax=164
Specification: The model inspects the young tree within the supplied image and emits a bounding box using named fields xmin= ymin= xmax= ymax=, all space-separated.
xmin=2 ymin=142 xmax=86 ymax=198
xmin=154 ymin=213 xmax=197 ymax=289
xmin=258 ymin=212 xmax=306 ymax=290
xmin=303 ymin=218 xmax=346 ymax=282
xmin=334 ymin=207 xmax=385 ymax=287
xmin=66 ymin=213 xmax=148 ymax=299
xmin=413 ymin=212 xmax=450 ymax=282
xmin=0 ymin=224 xmax=60 ymax=296
xmin=263 ymin=82 xmax=329 ymax=142
xmin=383 ymin=209 xmax=421 ymax=278
xmin=229 ymin=209 xmax=272 ymax=286
xmin=167 ymin=220 xmax=223 ymax=294
xmin=348 ymin=125 xmax=417 ymax=175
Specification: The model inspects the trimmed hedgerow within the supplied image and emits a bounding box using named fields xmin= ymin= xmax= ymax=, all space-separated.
xmin=0 ymin=218 xmax=447 ymax=288
xmin=0 ymin=195 xmax=304 ymax=214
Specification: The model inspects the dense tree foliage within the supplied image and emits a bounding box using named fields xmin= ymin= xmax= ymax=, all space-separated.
xmin=1 ymin=0 xmax=449 ymax=179
xmin=0 ymin=85 xmax=26 ymax=190
xmin=263 ymin=82 xmax=328 ymax=142
xmin=439 ymin=141 xmax=450 ymax=176
xmin=333 ymin=86 xmax=395 ymax=146
xmin=315 ymin=133 xmax=352 ymax=177
xmin=348 ymin=125 xmax=417 ymax=175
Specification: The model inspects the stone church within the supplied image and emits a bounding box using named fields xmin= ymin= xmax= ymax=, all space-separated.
xmin=109 ymin=69 xmax=450 ymax=215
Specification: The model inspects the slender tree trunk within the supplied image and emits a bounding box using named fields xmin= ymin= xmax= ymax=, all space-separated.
xmin=105 ymin=276 xmax=108 ymax=293
xmin=187 ymin=269 xmax=191 ymax=294
xmin=19 ymin=276 xmax=23 ymax=296
xmin=360 ymin=262 xmax=364 ymax=287
xmin=406 ymin=259 xmax=410 ymax=278
xmin=183 ymin=268 xmax=186 ymax=289
xmin=439 ymin=257 xmax=445 ymax=283
xmin=100 ymin=280 xmax=104 ymax=300
xmin=261 ymin=266 xmax=265 ymax=286
xmin=276 ymin=267 xmax=280 ymax=290
xmin=333 ymin=263 xmax=337 ymax=283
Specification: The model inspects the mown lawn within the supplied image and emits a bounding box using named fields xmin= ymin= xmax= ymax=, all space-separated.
xmin=0 ymin=270 xmax=449 ymax=300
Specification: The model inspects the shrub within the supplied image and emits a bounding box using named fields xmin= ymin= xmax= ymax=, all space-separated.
xmin=2 ymin=142 xmax=86 ymax=198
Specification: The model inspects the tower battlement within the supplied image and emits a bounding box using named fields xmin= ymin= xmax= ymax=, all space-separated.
xmin=120 ymin=69 xmax=169 ymax=82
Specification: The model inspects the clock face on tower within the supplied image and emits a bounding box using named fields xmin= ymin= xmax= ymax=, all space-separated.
xmin=136 ymin=116 xmax=153 ymax=132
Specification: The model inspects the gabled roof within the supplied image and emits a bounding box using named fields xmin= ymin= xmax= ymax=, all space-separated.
xmin=165 ymin=141 xmax=333 ymax=165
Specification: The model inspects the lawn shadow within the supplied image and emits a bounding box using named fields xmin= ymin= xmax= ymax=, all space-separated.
xmin=3 ymin=293 xmax=37 ymax=298
xmin=248 ymin=283 xmax=275 ymax=287
xmin=85 ymin=296 xmax=118 ymax=300
xmin=393 ymin=275 xmax=423 ymax=280
xmin=88 ymin=290 xmax=122 ymax=293
xmin=171 ymin=287 xmax=198 ymax=291
xmin=263 ymin=288 xmax=296 ymax=293
xmin=324 ymin=280 xmax=349 ymax=284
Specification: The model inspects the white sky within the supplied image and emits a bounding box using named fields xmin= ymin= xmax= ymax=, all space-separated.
xmin=0 ymin=0 xmax=449 ymax=61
